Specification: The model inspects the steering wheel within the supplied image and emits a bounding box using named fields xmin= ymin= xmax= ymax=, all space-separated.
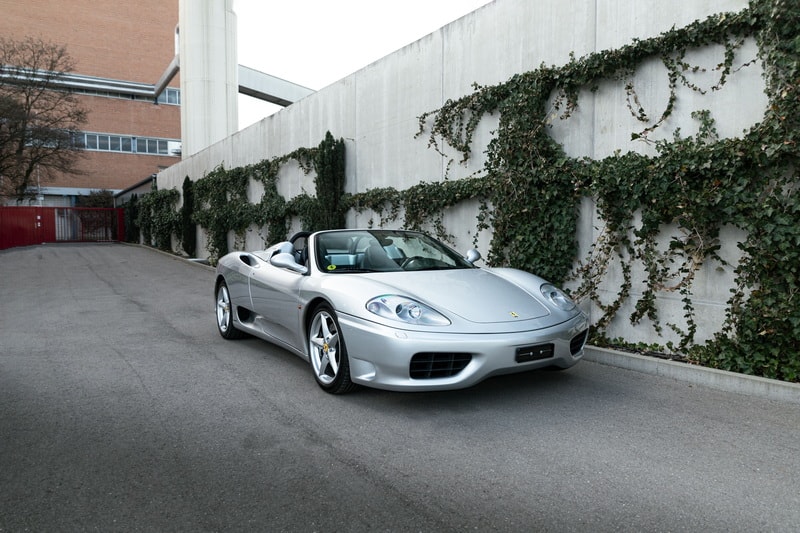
xmin=400 ymin=256 xmax=424 ymax=270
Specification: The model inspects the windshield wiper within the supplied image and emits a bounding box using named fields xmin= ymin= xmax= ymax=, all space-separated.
xmin=329 ymin=267 xmax=387 ymax=273
xmin=406 ymin=265 xmax=470 ymax=271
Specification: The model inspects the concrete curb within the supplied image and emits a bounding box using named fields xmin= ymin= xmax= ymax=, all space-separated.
xmin=585 ymin=346 xmax=800 ymax=405
xmin=123 ymin=242 xmax=215 ymax=271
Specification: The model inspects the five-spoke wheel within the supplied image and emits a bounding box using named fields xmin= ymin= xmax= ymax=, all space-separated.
xmin=216 ymin=280 xmax=245 ymax=339
xmin=308 ymin=304 xmax=356 ymax=394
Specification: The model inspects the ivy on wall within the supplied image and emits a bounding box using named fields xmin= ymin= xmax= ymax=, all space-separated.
xmin=193 ymin=161 xmax=264 ymax=262
xmin=180 ymin=176 xmax=197 ymax=257
xmin=122 ymin=193 xmax=140 ymax=243
xmin=188 ymin=133 xmax=344 ymax=263
xmin=288 ymin=132 xmax=347 ymax=231
xmin=132 ymin=0 xmax=798 ymax=381
xmin=136 ymin=187 xmax=179 ymax=251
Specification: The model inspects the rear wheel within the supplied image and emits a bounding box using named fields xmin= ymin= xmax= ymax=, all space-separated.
xmin=216 ymin=280 xmax=246 ymax=339
xmin=308 ymin=304 xmax=357 ymax=394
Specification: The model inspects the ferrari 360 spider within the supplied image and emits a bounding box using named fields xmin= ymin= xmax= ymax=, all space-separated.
xmin=215 ymin=229 xmax=589 ymax=393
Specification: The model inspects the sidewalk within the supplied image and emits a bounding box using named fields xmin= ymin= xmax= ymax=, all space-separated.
xmin=585 ymin=346 xmax=800 ymax=405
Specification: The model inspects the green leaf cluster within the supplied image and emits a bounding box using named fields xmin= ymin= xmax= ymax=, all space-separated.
xmin=136 ymin=133 xmax=346 ymax=264
xmin=122 ymin=194 xmax=140 ymax=243
xmin=137 ymin=187 xmax=179 ymax=251
xmin=180 ymin=176 xmax=197 ymax=257
xmin=288 ymin=132 xmax=347 ymax=232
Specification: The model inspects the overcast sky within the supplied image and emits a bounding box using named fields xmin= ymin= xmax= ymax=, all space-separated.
xmin=232 ymin=0 xmax=492 ymax=127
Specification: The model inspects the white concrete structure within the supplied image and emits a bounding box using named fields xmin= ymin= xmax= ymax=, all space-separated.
xmin=158 ymin=0 xmax=766 ymax=347
xmin=238 ymin=65 xmax=314 ymax=107
xmin=178 ymin=0 xmax=239 ymax=156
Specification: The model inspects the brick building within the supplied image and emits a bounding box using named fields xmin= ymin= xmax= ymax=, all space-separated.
xmin=0 ymin=0 xmax=180 ymax=206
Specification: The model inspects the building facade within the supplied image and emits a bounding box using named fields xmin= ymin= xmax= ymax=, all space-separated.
xmin=0 ymin=0 xmax=180 ymax=206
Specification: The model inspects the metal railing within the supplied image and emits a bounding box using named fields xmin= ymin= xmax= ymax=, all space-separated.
xmin=54 ymin=208 xmax=120 ymax=242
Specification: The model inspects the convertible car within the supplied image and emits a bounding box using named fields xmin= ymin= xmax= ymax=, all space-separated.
xmin=215 ymin=229 xmax=589 ymax=393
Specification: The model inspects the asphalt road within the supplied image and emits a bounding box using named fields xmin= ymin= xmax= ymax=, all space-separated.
xmin=1 ymin=243 xmax=799 ymax=532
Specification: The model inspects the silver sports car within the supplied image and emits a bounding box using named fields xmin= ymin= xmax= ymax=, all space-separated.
xmin=215 ymin=229 xmax=589 ymax=393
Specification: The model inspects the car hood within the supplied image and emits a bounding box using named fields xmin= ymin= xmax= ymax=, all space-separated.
xmin=360 ymin=268 xmax=551 ymax=324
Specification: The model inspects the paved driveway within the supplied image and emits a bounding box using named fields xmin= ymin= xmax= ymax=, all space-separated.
xmin=1 ymin=244 xmax=799 ymax=532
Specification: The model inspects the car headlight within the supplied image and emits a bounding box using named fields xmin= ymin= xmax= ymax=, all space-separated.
xmin=540 ymin=283 xmax=576 ymax=312
xmin=366 ymin=295 xmax=451 ymax=326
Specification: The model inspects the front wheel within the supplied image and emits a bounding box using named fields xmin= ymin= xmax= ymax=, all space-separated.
xmin=216 ymin=280 xmax=246 ymax=339
xmin=307 ymin=305 xmax=357 ymax=394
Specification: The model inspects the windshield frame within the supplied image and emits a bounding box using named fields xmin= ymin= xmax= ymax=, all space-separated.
xmin=313 ymin=229 xmax=475 ymax=274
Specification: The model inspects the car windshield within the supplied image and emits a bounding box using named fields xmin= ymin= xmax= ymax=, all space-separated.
xmin=314 ymin=230 xmax=475 ymax=273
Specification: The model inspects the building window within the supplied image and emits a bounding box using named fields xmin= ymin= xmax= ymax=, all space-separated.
xmin=73 ymin=86 xmax=181 ymax=106
xmin=158 ymin=88 xmax=181 ymax=105
xmin=79 ymin=132 xmax=179 ymax=157
xmin=136 ymin=137 xmax=169 ymax=155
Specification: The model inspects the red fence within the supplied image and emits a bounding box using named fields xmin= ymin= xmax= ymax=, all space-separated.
xmin=0 ymin=207 xmax=125 ymax=250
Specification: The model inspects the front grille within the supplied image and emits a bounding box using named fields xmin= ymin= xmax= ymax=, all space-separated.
xmin=570 ymin=329 xmax=589 ymax=355
xmin=410 ymin=352 xmax=472 ymax=379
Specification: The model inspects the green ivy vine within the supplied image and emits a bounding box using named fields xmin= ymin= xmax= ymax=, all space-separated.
xmin=136 ymin=187 xmax=179 ymax=251
xmin=122 ymin=193 xmax=140 ymax=243
xmin=180 ymin=176 xmax=197 ymax=257
xmin=287 ymin=132 xmax=348 ymax=231
xmin=188 ymin=133 xmax=344 ymax=263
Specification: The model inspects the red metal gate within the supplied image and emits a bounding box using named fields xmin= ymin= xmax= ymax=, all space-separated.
xmin=0 ymin=207 xmax=125 ymax=250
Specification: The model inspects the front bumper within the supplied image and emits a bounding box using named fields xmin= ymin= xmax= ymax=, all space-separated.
xmin=337 ymin=312 xmax=589 ymax=391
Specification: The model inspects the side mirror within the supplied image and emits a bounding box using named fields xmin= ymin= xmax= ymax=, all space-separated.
xmin=270 ymin=252 xmax=308 ymax=274
xmin=465 ymin=249 xmax=481 ymax=264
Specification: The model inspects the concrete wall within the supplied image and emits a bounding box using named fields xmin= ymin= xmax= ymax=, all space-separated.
xmin=157 ymin=0 xmax=766 ymax=347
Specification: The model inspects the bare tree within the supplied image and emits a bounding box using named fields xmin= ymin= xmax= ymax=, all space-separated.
xmin=0 ymin=37 xmax=88 ymax=201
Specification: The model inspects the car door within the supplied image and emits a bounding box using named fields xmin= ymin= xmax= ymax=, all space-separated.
xmin=224 ymin=253 xmax=259 ymax=308
xmin=248 ymin=261 xmax=306 ymax=353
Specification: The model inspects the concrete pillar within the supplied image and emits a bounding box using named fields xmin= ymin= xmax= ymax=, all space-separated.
xmin=179 ymin=0 xmax=238 ymax=157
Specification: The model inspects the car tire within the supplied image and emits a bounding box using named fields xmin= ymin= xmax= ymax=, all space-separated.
xmin=216 ymin=280 xmax=246 ymax=339
xmin=308 ymin=304 xmax=357 ymax=394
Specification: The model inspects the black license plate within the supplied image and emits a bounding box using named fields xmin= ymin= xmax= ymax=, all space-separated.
xmin=515 ymin=343 xmax=554 ymax=363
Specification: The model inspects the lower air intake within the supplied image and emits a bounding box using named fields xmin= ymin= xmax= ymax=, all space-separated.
xmin=570 ymin=329 xmax=589 ymax=355
xmin=410 ymin=352 xmax=472 ymax=379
